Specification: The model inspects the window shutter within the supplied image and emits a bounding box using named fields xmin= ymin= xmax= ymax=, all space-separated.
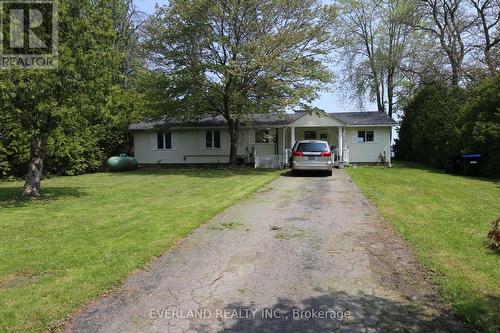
xmin=199 ymin=130 xmax=206 ymax=149
xmin=221 ymin=131 xmax=228 ymax=149
xmin=374 ymin=130 xmax=380 ymax=143
xmin=238 ymin=131 xmax=246 ymax=145
xmin=171 ymin=131 xmax=177 ymax=149
xmin=151 ymin=132 xmax=158 ymax=150
xmin=248 ymin=130 xmax=255 ymax=144
xmin=351 ymin=132 xmax=357 ymax=144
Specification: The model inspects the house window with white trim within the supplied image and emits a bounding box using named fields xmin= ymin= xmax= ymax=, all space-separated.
xmin=357 ymin=130 xmax=374 ymax=143
xmin=157 ymin=132 xmax=172 ymax=149
xmin=206 ymin=130 xmax=221 ymax=149
xmin=255 ymin=129 xmax=271 ymax=144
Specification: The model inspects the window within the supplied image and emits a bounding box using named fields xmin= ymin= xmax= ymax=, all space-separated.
xmin=206 ymin=130 xmax=221 ymax=149
xmin=255 ymin=129 xmax=270 ymax=144
xmin=157 ymin=132 xmax=172 ymax=150
xmin=157 ymin=132 xmax=164 ymax=149
xmin=297 ymin=142 xmax=329 ymax=152
xmin=206 ymin=131 xmax=212 ymax=148
xmin=319 ymin=133 xmax=328 ymax=142
xmin=304 ymin=131 xmax=317 ymax=139
xmin=366 ymin=131 xmax=374 ymax=142
xmin=357 ymin=131 xmax=374 ymax=143
xmin=214 ymin=130 xmax=221 ymax=148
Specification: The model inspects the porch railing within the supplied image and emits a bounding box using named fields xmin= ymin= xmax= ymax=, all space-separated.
xmin=253 ymin=148 xmax=350 ymax=169
xmin=254 ymin=153 xmax=284 ymax=169
xmin=333 ymin=148 xmax=350 ymax=165
xmin=282 ymin=148 xmax=349 ymax=167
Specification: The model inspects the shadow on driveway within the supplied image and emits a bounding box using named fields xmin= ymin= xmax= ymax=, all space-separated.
xmin=281 ymin=170 xmax=332 ymax=178
xmin=207 ymin=291 xmax=472 ymax=333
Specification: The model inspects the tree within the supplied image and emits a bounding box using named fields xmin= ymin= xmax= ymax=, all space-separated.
xmin=380 ymin=0 xmax=417 ymax=118
xmin=460 ymin=74 xmax=500 ymax=177
xmin=395 ymin=83 xmax=465 ymax=166
xmin=110 ymin=0 xmax=147 ymax=88
xmin=334 ymin=0 xmax=385 ymax=113
xmin=0 ymin=0 xmax=123 ymax=195
xmin=144 ymin=0 xmax=336 ymax=166
xmin=333 ymin=0 xmax=417 ymax=118
xmin=417 ymin=0 xmax=475 ymax=86
xmin=469 ymin=0 xmax=500 ymax=74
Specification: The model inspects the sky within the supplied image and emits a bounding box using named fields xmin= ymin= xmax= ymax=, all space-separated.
xmin=134 ymin=0 xmax=376 ymax=113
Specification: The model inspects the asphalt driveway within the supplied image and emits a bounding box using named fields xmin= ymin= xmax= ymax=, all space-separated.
xmin=64 ymin=170 xmax=470 ymax=333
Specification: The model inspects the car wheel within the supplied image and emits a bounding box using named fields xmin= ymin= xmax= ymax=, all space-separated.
xmin=327 ymin=169 xmax=333 ymax=176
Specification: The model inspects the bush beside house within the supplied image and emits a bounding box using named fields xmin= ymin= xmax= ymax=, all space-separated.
xmin=395 ymin=74 xmax=500 ymax=178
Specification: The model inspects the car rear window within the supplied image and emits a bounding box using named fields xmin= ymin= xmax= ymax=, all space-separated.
xmin=296 ymin=142 xmax=329 ymax=152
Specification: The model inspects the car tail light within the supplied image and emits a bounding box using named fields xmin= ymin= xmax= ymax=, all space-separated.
xmin=320 ymin=152 xmax=332 ymax=157
xmin=292 ymin=151 xmax=303 ymax=156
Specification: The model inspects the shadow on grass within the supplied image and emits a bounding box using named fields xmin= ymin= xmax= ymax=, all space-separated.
xmin=105 ymin=167 xmax=280 ymax=179
xmin=192 ymin=291 xmax=473 ymax=333
xmin=388 ymin=162 xmax=500 ymax=185
xmin=454 ymin=293 xmax=500 ymax=332
xmin=0 ymin=186 xmax=86 ymax=209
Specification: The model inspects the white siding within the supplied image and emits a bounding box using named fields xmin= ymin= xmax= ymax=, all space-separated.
xmin=290 ymin=127 xmax=340 ymax=148
xmin=132 ymin=126 xmax=392 ymax=164
xmin=345 ymin=127 xmax=391 ymax=163
xmin=289 ymin=113 xmax=344 ymax=127
xmin=133 ymin=128 xmax=282 ymax=164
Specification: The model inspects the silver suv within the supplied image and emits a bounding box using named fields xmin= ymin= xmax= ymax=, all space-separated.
xmin=291 ymin=140 xmax=333 ymax=176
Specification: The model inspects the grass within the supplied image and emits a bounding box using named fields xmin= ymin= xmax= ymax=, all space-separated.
xmin=0 ymin=168 xmax=281 ymax=333
xmin=346 ymin=163 xmax=500 ymax=332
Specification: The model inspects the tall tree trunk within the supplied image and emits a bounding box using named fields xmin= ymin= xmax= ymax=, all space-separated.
xmin=484 ymin=46 xmax=497 ymax=74
xmin=227 ymin=118 xmax=239 ymax=167
xmin=23 ymin=136 xmax=45 ymax=196
xmin=387 ymin=71 xmax=394 ymax=118
xmin=373 ymin=75 xmax=384 ymax=113
xmin=450 ymin=64 xmax=460 ymax=87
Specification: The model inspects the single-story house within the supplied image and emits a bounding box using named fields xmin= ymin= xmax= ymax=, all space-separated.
xmin=129 ymin=111 xmax=398 ymax=166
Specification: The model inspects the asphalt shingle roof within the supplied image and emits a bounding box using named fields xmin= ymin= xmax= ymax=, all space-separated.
xmin=329 ymin=112 xmax=398 ymax=126
xmin=129 ymin=111 xmax=397 ymax=130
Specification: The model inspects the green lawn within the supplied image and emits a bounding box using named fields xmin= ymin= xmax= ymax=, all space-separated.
xmin=0 ymin=168 xmax=281 ymax=333
xmin=347 ymin=163 xmax=500 ymax=332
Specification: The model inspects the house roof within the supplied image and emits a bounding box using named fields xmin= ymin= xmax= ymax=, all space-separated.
xmin=329 ymin=112 xmax=398 ymax=126
xmin=129 ymin=111 xmax=397 ymax=130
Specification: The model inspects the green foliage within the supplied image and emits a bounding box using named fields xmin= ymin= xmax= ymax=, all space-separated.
xmin=0 ymin=0 xmax=147 ymax=179
xmin=0 ymin=119 xmax=30 ymax=178
xmin=45 ymin=127 xmax=105 ymax=176
xmin=144 ymin=0 xmax=336 ymax=164
xmin=396 ymin=75 xmax=500 ymax=178
xmin=395 ymin=83 xmax=466 ymax=167
xmin=460 ymin=74 xmax=500 ymax=178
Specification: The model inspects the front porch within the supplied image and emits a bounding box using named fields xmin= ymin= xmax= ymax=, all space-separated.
xmin=282 ymin=125 xmax=349 ymax=166
xmin=250 ymin=111 xmax=392 ymax=168
xmin=253 ymin=125 xmax=350 ymax=169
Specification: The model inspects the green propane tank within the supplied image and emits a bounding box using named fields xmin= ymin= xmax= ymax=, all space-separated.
xmin=106 ymin=153 xmax=138 ymax=172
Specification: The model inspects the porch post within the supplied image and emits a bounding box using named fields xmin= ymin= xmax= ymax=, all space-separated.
xmin=283 ymin=127 xmax=287 ymax=150
xmin=282 ymin=127 xmax=287 ymax=165
xmin=338 ymin=126 xmax=343 ymax=161
xmin=290 ymin=126 xmax=295 ymax=148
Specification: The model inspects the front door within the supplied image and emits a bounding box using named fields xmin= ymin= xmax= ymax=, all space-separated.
xmin=319 ymin=132 xmax=329 ymax=145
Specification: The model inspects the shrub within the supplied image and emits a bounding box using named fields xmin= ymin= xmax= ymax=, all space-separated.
xmin=395 ymin=83 xmax=465 ymax=168
xmin=396 ymin=75 xmax=500 ymax=178
xmin=486 ymin=217 xmax=500 ymax=252
xmin=460 ymin=74 xmax=500 ymax=178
